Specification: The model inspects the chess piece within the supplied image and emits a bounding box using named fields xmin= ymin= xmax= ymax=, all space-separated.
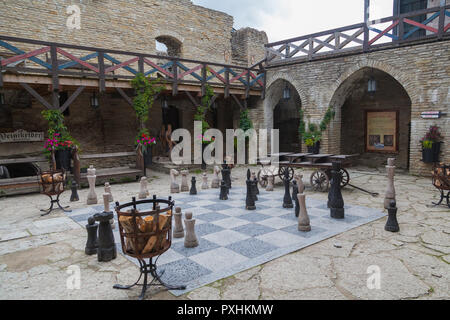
xmin=222 ymin=162 xmax=231 ymax=192
xmin=85 ymin=217 xmax=98 ymax=255
xmin=70 ymin=181 xmax=79 ymax=202
xmin=211 ymin=166 xmax=221 ymax=188
xmin=220 ymin=180 xmax=228 ymax=200
xmin=250 ymin=171 xmax=258 ymax=201
xmin=328 ymin=162 xmax=345 ymax=219
xmin=86 ymin=165 xmax=98 ymax=205
xmin=282 ymin=169 xmax=293 ymax=208
xmin=104 ymin=182 xmax=113 ymax=202
xmin=103 ymin=193 xmax=115 ymax=230
xmin=202 ymin=173 xmax=209 ymax=190
xmin=173 ymin=207 xmax=185 ymax=238
xmin=385 ymin=200 xmax=400 ymax=232
xmin=180 ymin=170 xmax=189 ymax=192
xmin=139 ymin=177 xmax=149 ymax=199
xmin=245 ymin=169 xmax=256 ymax=210
xmin=170 ymin=169 xmax=180 ymax=194
xmin=266 ymin=175 xmax=274 ymax=192
xmin=94 ymin=211 xmax=117 ymax=262
xmin=292 ymin=180 xmax=300 ymax=218
xmin=384 ymin=158 xmax=396 ymax=210
xmin=295 ymin=174 xmax=305 ymax=194
xmin=297 ymin=193 xmax=311 ymax=232
xmin=190 ymin=177 xmax=197 ymax=195
xmin=184 ymin=212 xmax=199 ymax=248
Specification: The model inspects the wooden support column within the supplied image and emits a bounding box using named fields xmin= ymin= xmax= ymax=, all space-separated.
xmin=59 ymin=86 xmax=85 ymax=113
xmin=308 ymin=38 xmax=313 ymax=61
xmin=138 ymin=55 xmax=144 ymax=74
xmin=116 ymin=87 xmax=133 ymax=106
xmin=363 ymin=0 xmax=370 ymax=52
xmin=224 ymin=69 xmax=230 ymax=99
xmin=185 ymin=91 xmax=199 ymax=107
xmin=50 ymin=45 xmax=60 ymax=109
xmin=231 ymin=94 xmax=244 ymax=111
xmin=438 ymin=6 xmax=445 ymax=39
xmin=245 ymin=69 xmax=250 ymax=99
xmin=98 ymin=52 xmax=106 ymax=93
xmin=261 ymin=67 xmax=266 ymax=100
xmin=172 ymin=60 xmax=178 ymax=96
xmin=201 ymin=63 xmax=207 ymax=97
xmin=398 ymin=17 xmax=404 ymax=42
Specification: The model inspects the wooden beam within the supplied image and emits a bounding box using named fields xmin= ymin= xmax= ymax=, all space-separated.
xmin=185 ymin=91 xmax=199 ymax=107
xmin=59 ymin=86 xmax=85 ymax=113
xmin=231 ymin=94 xmax=244 ymax=110
xmin=20 ymin=83 xmax=53 ymax=109
xmin=50 ymin=45 xmax=59 ymax=109
xmin=116 ymin=87 xmax=133 ymax=106
xmin=98 ymin=52 xmax=106 ymax=92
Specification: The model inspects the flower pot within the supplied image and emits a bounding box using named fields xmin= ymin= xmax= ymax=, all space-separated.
xmin=307 ymin=142 xmax=320 ymax=154
xmin=55 ymin=149 xmax=72 ymax=171
xmin=422 ymin=142 xmax=441 ymax=163
xmin=143 ymin=145 xmax=153 ymax=166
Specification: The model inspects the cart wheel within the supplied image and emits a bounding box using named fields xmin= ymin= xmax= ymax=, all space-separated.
xmin=278 ymin=167 xmax=294 ymax=181
xmin=310 ymin=170 xmax=330 ymax=192
xmin=340 ymin=169 xmax=350 ymax=188
xmin=257 ymin=170 xmax=268 ymax=188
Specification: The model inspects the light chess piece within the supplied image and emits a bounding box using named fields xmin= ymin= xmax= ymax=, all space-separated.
xmin=184 ymin=212 xmax=199 ymax=248
xmin=104 ymin=182 xmax=113 ymax=202
xmin=103 ymin=193 xmax=115 ymax=230
xmin=384 ymin=158 xmax=396 ymax=210
xmin=202 ymin=173 xmax=209 ymax=190
xmin=298 ymin=193 xmax=311 ymax=232
xmin=266 ymin=175 xmax=274 ymax=192
xmin=139 ymin=176 xmax=149 ymax=199
xmin=170 ymin=169 xmax=180 ymax=194
xmin=86 ymin=165 xmax=98 ymax=205
xmin=173 ymin=207 xmax=184 ymax=238
xmin=180 ymin=170 xmax=189 ymax=192
xmin=295 ymin=174 xmax=305 ymax=194
xmin=211 ymin=166 xmax=221 ymax=188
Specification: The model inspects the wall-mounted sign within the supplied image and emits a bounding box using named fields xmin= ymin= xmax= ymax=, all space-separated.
xmin=0 ymin=129 xmax=44 ymax=143
xmin=365 ymin=111 xmax=399 ymax=153
xmin=421 ymin=111 xmax=446 ymax=119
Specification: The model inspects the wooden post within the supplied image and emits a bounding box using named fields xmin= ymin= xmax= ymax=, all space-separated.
xmin=245 ymin=69 xmax=250 ymax=99
xmin=72 ymin=145 xmax=81 ymax=186
xmin=50 ymin=45 xmax=59 ymax=109
xmin=224 ymin=69 xmax=230 ymax=99
xmin=398 ymin=17 xmax=404 ymax=42
xmin=172 ymin=59 xmax=178 ymax=96
xmin=201 ymin=63 xmax=207 ymax=97
xmin=438 ymin=6 xmax=445 ymax=40
xmin=363 ymin=0 xmax=370 ymax=52
xmin=98 ymin=52 xmax=105 ymax=93
xmin=261 ymin=67 xmax=266 ymax=100
xmin=138 ymin=55 xmax=144 ymax=74
xmin=51 ymin=147 xmax=57 ymax=171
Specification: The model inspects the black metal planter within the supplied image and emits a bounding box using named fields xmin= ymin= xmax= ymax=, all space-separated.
xmin=55 ymin=149 xmax=72 ymax=171
xmin=307 ymin=141 xmax=320 ymax=154
xmin=143 ymin=145 xmax=153 ymax=166
xmin=422 ymin=142 xmax=441 ymax=163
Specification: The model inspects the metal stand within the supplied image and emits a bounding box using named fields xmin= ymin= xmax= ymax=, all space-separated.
xmin=113 ymin=257 xmax=186 ymax=300
xmin=40 ymin=193 xmax=72 ymax=216
xmin=432 ymin=190 xmax=450 ymax=208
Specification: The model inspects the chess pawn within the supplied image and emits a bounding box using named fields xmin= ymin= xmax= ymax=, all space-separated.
xmin=297 ymin=193 xmax=311 ymax=232
xmin=70 ymin=181 xmax=79 ymax=202
xmin=173 ymin=207 xmax=185 ymax=238
xmin=245 ymin=169 xmax=256 ymax=210
xmin=220 ymin=180 xmax=228 ymax=200
xmin=266 ymin=175 xmax=274 ymax=192
xmin=190 ymin=177 xmax=197 ymax=195
xmin=211 ymin=166 xmax=221 ymax=188
xmin=384 ymin=158 xmax=396 ymax=210
xmin=103 ymin=193 xmax=115 ymax=230
xmin=202 ymin=173 xmax=209 ymax=190
xmin=385 ymin=200 xmax=400 ymax=232
xmin=85 ymin=217 xmax=98 ymax=255
xmin=139 ymin=177 xmax=149 ymax=199
xmin=170 ymin=169 xmax=180 ymax=194
xmin=292 ymin=180 xmax=300 ymax=218
xmin=295 ymin=174 xmax=305 ymax=194
xmin=104 ymin=182 xmax=113 ymax=202
xmin=184 ymin=212 xmax=199 ymax=248
xmin=181 ymin=170 xmax=189 ymax=192
xmin=86 ymin=165 xmax=98 ymax=205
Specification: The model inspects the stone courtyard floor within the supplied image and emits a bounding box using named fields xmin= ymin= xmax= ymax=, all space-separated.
xmin=0 ymin=166 xmax=449 ymax=300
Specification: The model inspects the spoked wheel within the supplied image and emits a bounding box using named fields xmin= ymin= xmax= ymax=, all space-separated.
xmin=310 ymin=170 xmax=330 ymax=192
xmin=257 ymin=169 xmax=269 ymax=188
xmin=278 ymin=166 xmax=294 ymax=182
xmin=340 ymin=168 xmax=350 ymax=188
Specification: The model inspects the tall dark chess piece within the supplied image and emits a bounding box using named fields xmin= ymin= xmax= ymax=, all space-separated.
xmin=94 ymin=210 xmax=117 ymax=262
xmin=251 ymin=172 xmax=258 ymax=202
xmin=70 ymin=181 xmax=79 ymax=202
xmin=190 ymin=177 xmax=197 ymax=195
xmin=292 ymin=180 xmax=300 ymax=217
xmin=245 ymin=169 xmax=256 ymax=210
xmin=282 ymin=168 xmax=293 ymax=208
xmin=222 ymin=161 xmax=231 ymax=193
xmin=328 ymin=162 xmax=345 ymax=219
xmin=219 ymin=180 xmax=228 ymax=200
xmin=85 ymin=216 xmax=98 ymax=255
xmin=385 ymin=200 xmax=400 ymax=232
xmin=253 ymin=172 xmax=260 ymax=195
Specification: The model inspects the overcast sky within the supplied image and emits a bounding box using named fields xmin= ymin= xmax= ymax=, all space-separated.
xmin=192 ymin=0 xmax=395 ymax=42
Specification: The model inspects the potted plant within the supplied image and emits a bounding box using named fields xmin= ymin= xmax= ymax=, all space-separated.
xmin=136 ymin=132 xmax=157 ymax=166
xmin=420 ymin=125 xmax=443 ymax=163
xmin=299 ymin=106 xmax=335 ymax=155
xmin=42 ymin=110 xmax=79 ymax=171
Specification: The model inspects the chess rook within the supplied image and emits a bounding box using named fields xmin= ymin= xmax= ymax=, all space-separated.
xmin=184 ymin=212 xmax=199 ymax=248
xmin=85 ymin=216 xmax=98 ymax=255
xmin=70 ymin=181 xmax=79 ymax=202
xmin=139 ymin=177 xmax=149 ymax=199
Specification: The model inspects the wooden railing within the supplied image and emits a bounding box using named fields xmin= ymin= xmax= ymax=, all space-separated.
xmin=265 ymin=5 xmax=450 ymax=65
xmin=0 ymin=35 xmax=266 ymax=111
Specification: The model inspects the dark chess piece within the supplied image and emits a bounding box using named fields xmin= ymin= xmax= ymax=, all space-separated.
xmin=253 ymin=172 xmax=260 ymax=195
xmin=245 ymin=169 xmax=256 ymax=210
xmin=190 ymin=177 xmax=197 ymax=195
xmin=220 ymin=180 xmax=228 ymax=200
xmin=251 ymin=172 xmax=258 ymax=202
xmin=70 ymin=181 xmax=79 ymax=202
xmin=385 ymin=200 xmax=400 ymax=232
xmin=282 ymin=168 xmax=293 ymax=208
xmin=222 ymin=161 xmax=231 ymax=193
xmin=94 ymin=211 xmax=117 ymax=262
xmin=292 ymin=180 xmax=300 ymax=217
xmin=328 ymin=162 xmax=345 ymax=219
xmin=85 ymin=216 xmax=98 ymax=255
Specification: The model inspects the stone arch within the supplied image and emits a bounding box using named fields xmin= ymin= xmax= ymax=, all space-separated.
xmin=155 ymin=33 xmax=183 ymax=57
xmin=327 ymin=61 xmax=413 ymax=169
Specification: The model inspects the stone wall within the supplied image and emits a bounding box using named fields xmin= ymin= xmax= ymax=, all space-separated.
xmin=260 ymin=40 xmax=450 ymax=175
xmin=232 ymin=28 xmax=268 ymax=66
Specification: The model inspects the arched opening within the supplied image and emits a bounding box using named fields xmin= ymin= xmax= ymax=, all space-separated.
xmin=266 ymin=79 xmax=302 ymax=152
xmin=155 ymin=35 xmax=182 ymax=57
xmin=332 ymin=67 xmax=412 ymax=169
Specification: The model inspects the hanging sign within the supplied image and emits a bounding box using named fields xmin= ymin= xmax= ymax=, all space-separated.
xmin=0 ymin=129 xmax=44 ymax=143
xmin=421 ymin=111 xmax=446 ymax=119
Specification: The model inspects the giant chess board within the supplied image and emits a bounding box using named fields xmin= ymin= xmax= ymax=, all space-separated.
xmin=65 ymin=187 xmax=385 ymax=296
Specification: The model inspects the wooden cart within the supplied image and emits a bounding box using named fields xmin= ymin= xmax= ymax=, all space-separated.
xmin=257 ymin=153 xmax=359 ymax=192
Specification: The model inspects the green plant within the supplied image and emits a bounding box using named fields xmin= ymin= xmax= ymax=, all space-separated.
xmin=41 ymin=109 xmax=79 ymax=155
xmin=194 ymin=84 xmax=215 ymax=144
xmin=131 ymin=73 xmax=163 ymax=143
xmin=422 ymin=140 xmax=433 ymax=149
xmin=298 ymin=106 xmax=335 ymax=144
xmin=239 ymin=108 xmax=253 ymax=132
xmin=420 ymin=125 xmax=443 ymax=149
